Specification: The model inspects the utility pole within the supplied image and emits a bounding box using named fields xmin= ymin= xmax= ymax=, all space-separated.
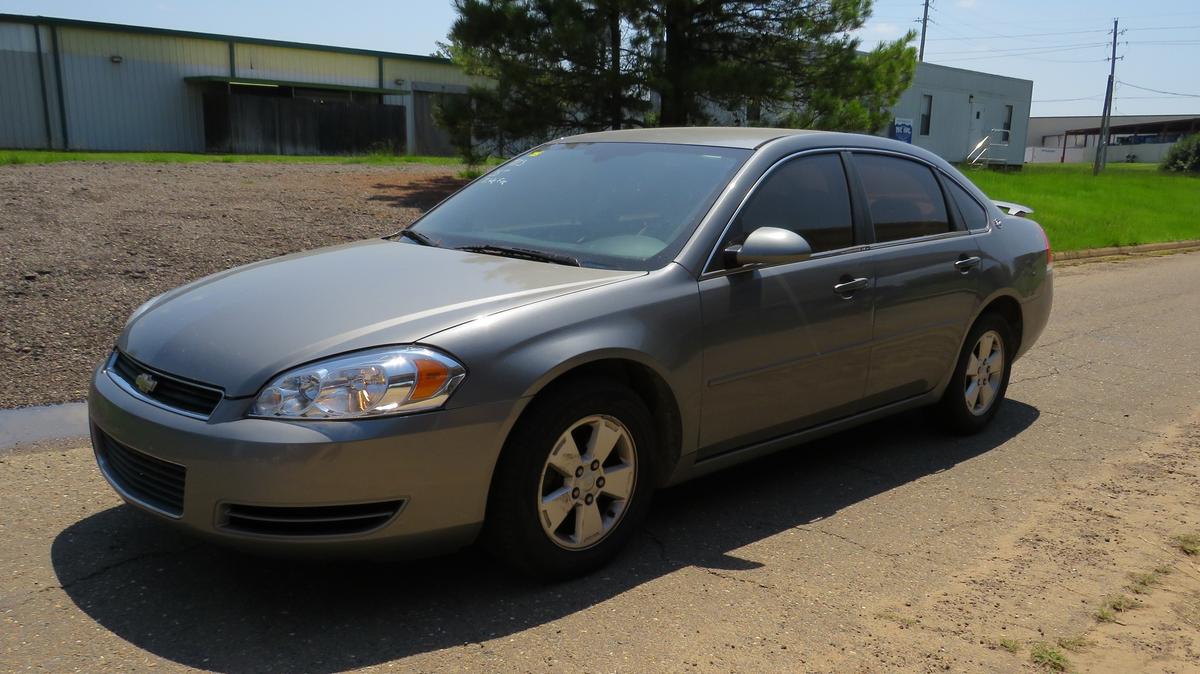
xmin=919 ymin=0 xmax=931 ymax=62
xmin=1093 ymin=18 xmax=1119 ymax=175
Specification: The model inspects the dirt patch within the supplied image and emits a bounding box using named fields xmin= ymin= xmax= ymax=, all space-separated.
xmin=837 ymin=412 xmax=1200 ymax=673
xmin=0 ymin=162 xmax=467 ymax=409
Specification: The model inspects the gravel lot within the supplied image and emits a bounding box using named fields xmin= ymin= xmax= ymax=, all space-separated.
xmin=0 ymin=162 xmax=466 ymax=408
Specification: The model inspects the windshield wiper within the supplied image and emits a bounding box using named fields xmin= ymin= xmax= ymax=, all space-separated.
xmin=457 ymin=244 xmax=581 ymax=267
xmin=395 ymin=229 xmax=438 ymax=247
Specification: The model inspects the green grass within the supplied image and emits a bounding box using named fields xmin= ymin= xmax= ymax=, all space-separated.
xmin=1029 ymin=643 xmax=1070 ymax=671
xmin=0 ymin=149 xmax=502 ymax=167
xmin=964 ymin=163 xmax=1200 ymax=252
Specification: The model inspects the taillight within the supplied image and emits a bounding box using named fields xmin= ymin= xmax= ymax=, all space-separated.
xmin=1039 ymin=225 xmax=1053 ymax=267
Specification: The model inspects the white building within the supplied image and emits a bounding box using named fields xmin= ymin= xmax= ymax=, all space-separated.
xmin=1024 ymin=114 xmax=1200 ymax=164
xmin=716 ymin=61 xmax=1032 ymax=167
xmin=886 ymin=62 xmax=1032 ymax=167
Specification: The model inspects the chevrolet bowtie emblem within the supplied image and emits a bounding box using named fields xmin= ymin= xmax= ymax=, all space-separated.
xmin=135 ymin=372 xmax=158 ymax=394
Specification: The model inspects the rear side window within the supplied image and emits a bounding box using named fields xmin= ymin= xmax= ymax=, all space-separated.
xmin=945 ymin=179 xmax=989 ymax=231
xmin=855 ymin=154 xmax=951 ymax=243
xmin=722 ymin=153 xmax=854 ymax=257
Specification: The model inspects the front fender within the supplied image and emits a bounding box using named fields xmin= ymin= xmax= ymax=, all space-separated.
xmin=424 ymin=263 xmax=705 ymax=459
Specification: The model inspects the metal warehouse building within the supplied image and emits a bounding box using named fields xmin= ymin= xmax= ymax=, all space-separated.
xmin=0 ymin=14 xmax=480 ymax=155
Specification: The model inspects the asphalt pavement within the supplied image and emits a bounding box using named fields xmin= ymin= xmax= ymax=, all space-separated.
xmin=2 ymin=252 xmax=1199 ymax=673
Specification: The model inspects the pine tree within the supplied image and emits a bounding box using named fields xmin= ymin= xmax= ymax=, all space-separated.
xmin=442 ymin=0 xmax=916 ymax=156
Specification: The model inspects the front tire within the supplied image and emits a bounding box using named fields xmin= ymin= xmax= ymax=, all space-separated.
xmin=936 ymin=313 xmax=1014 ymax=435
xmin=482 ymin=377 xmax=657 ymax=579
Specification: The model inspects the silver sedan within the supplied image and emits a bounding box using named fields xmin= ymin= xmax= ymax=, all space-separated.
xmin=88 ymin=127 xmax=1052 ymax=577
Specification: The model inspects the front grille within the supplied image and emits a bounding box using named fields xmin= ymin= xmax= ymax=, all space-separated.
xmin=94 ymin=429 xmax=186 ymax=517
xmin=220 ymin=501 xmax=404 ymax=537
xmin=110 ymin=351 xmax=223 ymax=418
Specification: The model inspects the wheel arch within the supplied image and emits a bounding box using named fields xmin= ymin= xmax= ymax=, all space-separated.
xmin=974 ymin=292 xmax=1025 ymax=356
xmin=514 ymin=351 xmax=685 ymax=488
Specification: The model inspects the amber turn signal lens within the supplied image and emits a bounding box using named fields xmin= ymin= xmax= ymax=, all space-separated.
xmin=412 ymin=358 xmax=451 ymax=400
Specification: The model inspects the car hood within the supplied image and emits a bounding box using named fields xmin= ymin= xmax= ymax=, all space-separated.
xmin=119 ymin=239 xmax=642 ymax=397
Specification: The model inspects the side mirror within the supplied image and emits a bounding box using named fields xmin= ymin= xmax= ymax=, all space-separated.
xmin=724 ymin=227 xmax=813 ymax=268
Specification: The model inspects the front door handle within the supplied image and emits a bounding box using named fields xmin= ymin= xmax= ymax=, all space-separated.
xmin=955 ymin=256 xmax=982 ymax=272
xmin=833 ymin=277 xmax=870 ymax=295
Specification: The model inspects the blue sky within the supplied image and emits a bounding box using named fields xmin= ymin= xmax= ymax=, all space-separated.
xmin=3 ymin=0 xmax=1198 ymax=117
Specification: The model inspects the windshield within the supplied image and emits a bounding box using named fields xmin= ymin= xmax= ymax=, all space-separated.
xmin=402 ymin=142 xmax=751 ymax=270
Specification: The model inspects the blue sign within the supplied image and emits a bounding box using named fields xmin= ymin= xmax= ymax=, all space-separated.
xmin=893 ymin=118 xmax=914 ymax=144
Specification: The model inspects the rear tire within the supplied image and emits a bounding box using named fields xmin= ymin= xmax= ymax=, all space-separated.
xmin=482 ymin=377 xmax=657 ymax=579
xmin=936 ymin=313 xmax=1014 ymax=435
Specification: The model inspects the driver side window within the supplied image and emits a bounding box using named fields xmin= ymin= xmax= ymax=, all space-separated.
xmin=720 ymin=153 xmax=855 ymax=265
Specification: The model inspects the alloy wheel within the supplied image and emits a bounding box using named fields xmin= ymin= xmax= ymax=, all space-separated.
xmin=964 ymin=329 xmax=1005 ymax=416
xmin=537 ymin=415 xmax=637 ymax=550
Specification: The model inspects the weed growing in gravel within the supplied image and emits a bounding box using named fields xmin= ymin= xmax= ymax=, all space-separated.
xmin=1056 ymin=635 xmax=1091 ymax=652
xmin=1174 ymin=533 xmax=1200 ymax=555
xmin=997 ymin=638 xmax=1021 ymax=653
xmin=874 ymin=609 xmax=917 ymax=628
xmin=1096 ymin=594 xmax=1139 ymax=622
xmin=1128 ymin=567 xmax=1170 ymax=594
xmin=1030 ymin=643 xmax=1069 ymax=671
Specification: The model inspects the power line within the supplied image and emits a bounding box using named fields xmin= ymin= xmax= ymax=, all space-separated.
xmin=931 ymin=41 xmax=1109 ymax=56
xmin=931 ymin=44 xmax=1110 ymax=60
xmin=1125 ymin=40 xmax=1200 ymax=45
xmin=1125 ymin=24 xmax=1200 ymax=31
xmin=1116 ymin=80 xmax=1200 ymax=98
xmin=925 ymin=28 xmax=1110 ymax=41
xmin=1033 ymin=96 xmax=1101 ymax=103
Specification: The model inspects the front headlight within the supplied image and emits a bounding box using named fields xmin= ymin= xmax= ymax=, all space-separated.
xmin=250 ymin=346 xmax=466 ymax=420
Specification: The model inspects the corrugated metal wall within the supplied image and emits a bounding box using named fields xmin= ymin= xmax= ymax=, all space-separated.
xmin=0 ymin=17 xmax=478 ymax=154
xmin=381 ymin=57 xmax=476 ymax=90
xmin=58 ymin=28 xmax=227 ymax=151
xmin=235 ymin=43 xmax=376 ymax=87
xmin=0 ymin=22 xmax=55 ymax=148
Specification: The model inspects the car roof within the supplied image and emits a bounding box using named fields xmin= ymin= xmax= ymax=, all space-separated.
xmin=552 ymin=127 xmax=824 ymax=149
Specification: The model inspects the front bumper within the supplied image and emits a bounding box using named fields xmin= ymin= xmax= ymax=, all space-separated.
xmin=88 ymin=360 xmax=520 ymax=557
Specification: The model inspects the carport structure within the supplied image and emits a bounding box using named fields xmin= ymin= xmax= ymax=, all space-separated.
xmin=1058 ymin=115 xmax=1200 ymax=164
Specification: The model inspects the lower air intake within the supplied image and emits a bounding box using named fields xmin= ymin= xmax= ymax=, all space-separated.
xmin=219 ymin=500 xmax=404 ymax=537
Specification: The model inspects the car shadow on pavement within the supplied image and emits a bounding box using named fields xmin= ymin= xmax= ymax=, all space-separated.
xmin=51 ymin=400 xmax=1038 ymax=672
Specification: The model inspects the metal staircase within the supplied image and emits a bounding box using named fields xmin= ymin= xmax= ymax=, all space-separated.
xmin=966 ymin=128 xmax=1011 ymax=168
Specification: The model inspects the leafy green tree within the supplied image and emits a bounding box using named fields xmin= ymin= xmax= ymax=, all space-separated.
xmin=441 ymin=0 xmax=916 ymax=157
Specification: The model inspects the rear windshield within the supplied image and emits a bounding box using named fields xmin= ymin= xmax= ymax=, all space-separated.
xmin=405 ymin=142 xmax=751 ymax=270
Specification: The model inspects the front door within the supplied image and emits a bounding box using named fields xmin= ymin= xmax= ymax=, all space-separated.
xmin=697 ymin=153 xmax=875 ymax=456
xmin=968 ymin=99 xmax=987 ymax=154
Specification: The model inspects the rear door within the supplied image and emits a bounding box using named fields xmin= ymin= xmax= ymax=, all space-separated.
xmin=696 ymin=152 xmax=875 ymax=456
xmin=851 ymin=152 xmax=983 ymax=406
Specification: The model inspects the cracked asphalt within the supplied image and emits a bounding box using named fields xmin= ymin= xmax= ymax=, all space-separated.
xmin=2 ymin=252 xmax=1199 ymax=673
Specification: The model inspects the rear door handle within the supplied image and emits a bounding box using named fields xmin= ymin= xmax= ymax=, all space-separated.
xmin=955 ymin=256 xmax=982 ymax=272
xmin=833 ymin=277 xmax=870 ymax=295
